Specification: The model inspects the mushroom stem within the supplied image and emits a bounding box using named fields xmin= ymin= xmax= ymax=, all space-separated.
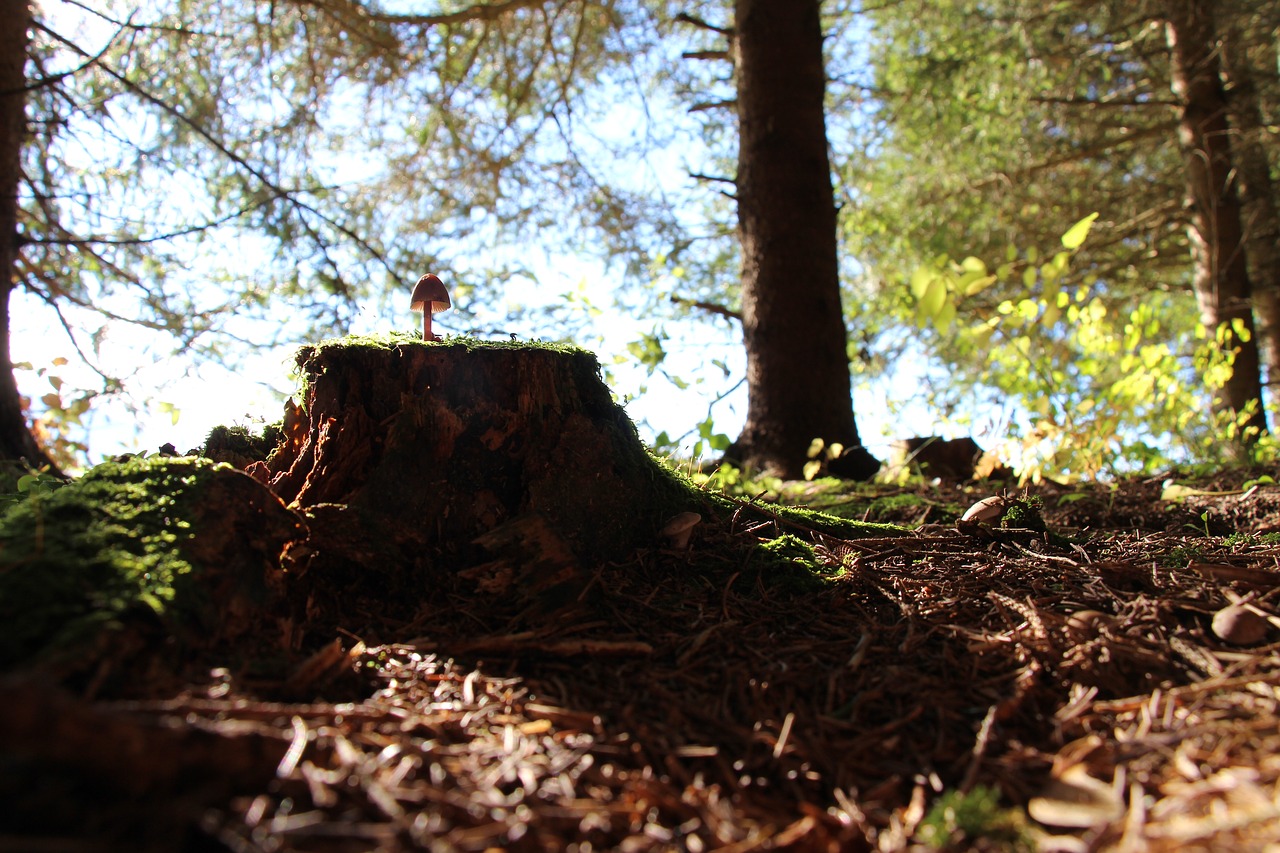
xmin=423 ymin=311 xmax=433 ymax=341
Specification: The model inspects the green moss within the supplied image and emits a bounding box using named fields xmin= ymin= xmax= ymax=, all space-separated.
xmin=201 ymin=423 xmax=281 ymax=461
xmin=302 ymin=331 xmax=591 ymax=359
xmin=756 ymin=534 xmax=821 ymax=565
xmin=749 ymin=500 xmax=906 ymax=540
xmin=0 ymin=457 xmax=225 ymax=669
xmin=739 ymin=534 xmax=834 ymax=595
xmin=917 ymin=786 xmax=1032 ymax=851
xmin=1000 ymin=496 xmax=1047 ymax=532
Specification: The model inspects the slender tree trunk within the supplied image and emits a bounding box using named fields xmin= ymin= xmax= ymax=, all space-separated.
xmin=725 ymin=0 xmax=878 ymax=479
xmin=0 ymin=0 xmax=55 ymax=471
xmin=1165 ymin=0 xmax=1267 ymax=447
xmin=1220 ymin=18 xmax=1280 ymax=421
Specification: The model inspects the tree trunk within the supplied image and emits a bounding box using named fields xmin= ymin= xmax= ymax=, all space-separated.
xmin=1165 ymin=0 xmax=1268 ymax=445
xmin=0 ymin=0 xmax=56 ymax=471
xmin=1220 ymin=17 xmax=1280 ymax=421
xmin=725 ymin=0 xmax=878 ymax=480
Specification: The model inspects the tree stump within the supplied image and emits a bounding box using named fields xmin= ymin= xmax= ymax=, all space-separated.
xmin=252 ymin=337 xmax=695 ymax=569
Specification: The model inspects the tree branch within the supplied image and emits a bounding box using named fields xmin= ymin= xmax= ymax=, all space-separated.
xmin=669 ymin=294 xmax=741 ymax=322
xmin=673 ymin=12 xmax=734 ymax=37
xmin=22 ymin=196 xmax=280 ymax=247
xmin=689 ymin=98 xmax=736 ymax=113
xmin=1030 ymin=94 xmax=1180 ymax=108
xmin=357 ymin=0 xmax=550 ymax=26
xmin=689 ymin=171 xmax=736 ymax=186
xmin=32 ymin=22 xmax=399 ymax=289
xmin=682 ymin=50 xmax=729 ymax=61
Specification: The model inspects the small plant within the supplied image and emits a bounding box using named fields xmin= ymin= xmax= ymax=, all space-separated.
xmin=0 ymin=467 xmax=67 ymax=510
xmin=803 ymin=437 xmax=844 ymax=481
xmin=999 ymin=494 xmax=1046 ymax=532
xmin=917 ymin=785 xmax=1032 ymax=851
xmin=1161 ymin=544 xmax=1205 ymax=568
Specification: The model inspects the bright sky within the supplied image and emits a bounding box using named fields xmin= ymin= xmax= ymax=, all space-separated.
xmin=15 ymin=0 xmax=945 ymax=471
xmin=13 ymin=259 xmax=924 ymax=470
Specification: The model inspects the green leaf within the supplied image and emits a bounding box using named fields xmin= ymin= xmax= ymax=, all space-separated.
xmin=920 ymin=275 xmax=948 ymax=318
xmin=1061 ymin=212 xmax=1100 ymax=249
xmin=962 ymin=274 xmax=997 ymax=296
xmin=936 ymin=300 xmax=957 ymax=329
xmin=910 ymin=267 xmax=935 ymax=299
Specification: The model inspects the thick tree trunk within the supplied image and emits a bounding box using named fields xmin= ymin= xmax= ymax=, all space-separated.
xmin=1165 ymin=0 xmax=1268 ymax=445
xmin=725 ymin=0 xmax=878 ymax=480
xmin=0 ymin=0 xmax=56 ymax=471
xmin=1220 ymin=21 xmax=1280 ymax=420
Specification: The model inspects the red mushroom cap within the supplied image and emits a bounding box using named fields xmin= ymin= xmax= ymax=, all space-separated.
xmin=410 ymin=273 xmax=451 ymax=313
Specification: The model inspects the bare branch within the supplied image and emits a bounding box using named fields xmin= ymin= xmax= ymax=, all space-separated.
xmin=22 ymin=196 xmax=279 ymax=247
xmin=355 ymin=0 xmax=550 ymax=26
xmin=22 ymin=11 xmax=134 ymax=94
xmin=1030 ymin=94 xmax=1180 ymax=108
xmin=688 ymin=172 xmax=736 ymax=186
xmin=673 ymin=12 xmax=734 ymax=37
xmin=670 ymin=294 xmax=741 ymax=323
xmin=682 ymin=50 xmax=729 ymax=61
xmin=31 ymin=22 xmax=399 ymax=287
xmin=689 ymin=99 xmax=736 ymax=113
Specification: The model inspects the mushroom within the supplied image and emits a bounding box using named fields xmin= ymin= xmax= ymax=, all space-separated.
xmin=956 ymin=494 xmax=1009 ymax=533
xmin=661 ymin=511 xmax=702 ymax=549
xmin=1212 ymin=603 xmax=1270 ymax=646
xmin=410 ymin=273 xmax=451 ymax=341
xmin=1064 ymin=609 xmax=1111 ymax=639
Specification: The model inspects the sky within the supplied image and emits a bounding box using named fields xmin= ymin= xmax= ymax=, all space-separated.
xmin=13 ymin=257 xmax=926 ymax=471
xmin=13 ymin=0 xmax=948 ymax=472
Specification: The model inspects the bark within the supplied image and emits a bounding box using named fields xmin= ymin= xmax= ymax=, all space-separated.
xmin=256 ymin=341 xmax=697 ymax=568
xmin=0 ymin=0 xmax=55 ymax=470
xmin=725 ymin=0 xmax=878 ymax=480
xmin=1165 ymin=0 xmax=1268 ymax=444
xmin=1220 ymin=20 xmax=1280 ymax=418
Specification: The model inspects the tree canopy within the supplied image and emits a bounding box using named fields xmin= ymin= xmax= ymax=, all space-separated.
xmin=7 ymin=0 xmax=1280 ymax=479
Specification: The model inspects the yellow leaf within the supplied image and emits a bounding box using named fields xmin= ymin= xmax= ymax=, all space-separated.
xmin=1061 ymin=212 xmax=1099 ymax=250
xmin=963 ymin=274 xmax=997 ymax=296
xmin=920 ymin=276 xmax=947 ymax=318
xmin=910 ymin=267 xmax=934 ymax=299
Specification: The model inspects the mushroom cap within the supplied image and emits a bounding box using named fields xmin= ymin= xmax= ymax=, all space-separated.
xmin=959 ymin=495 xmax=1008 ymax=525
xmin=410 ymin=274 xmax=451 ymax=313
xmin=661 ymin=511 xmax=702 ymax=537
xmin=1212 ymin=603 xmax=1270 ymax=645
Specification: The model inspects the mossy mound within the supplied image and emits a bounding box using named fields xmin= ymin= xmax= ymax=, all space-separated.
xmin=0 ymin=338 xmax=909 ymax=684
xmin=0 ymin=457 xmax=304 ymax=682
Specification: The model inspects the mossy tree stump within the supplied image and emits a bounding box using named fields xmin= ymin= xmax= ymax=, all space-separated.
xmin=253 ymin=337 xmax=695 ymax=569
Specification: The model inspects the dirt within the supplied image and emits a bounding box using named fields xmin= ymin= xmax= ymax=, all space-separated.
xmin=2 ymin=464 xmax=1278 ymax=851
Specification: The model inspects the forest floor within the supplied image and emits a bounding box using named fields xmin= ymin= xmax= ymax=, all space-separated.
xmin=5 ymin=468 xmax=1280 ymax=852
